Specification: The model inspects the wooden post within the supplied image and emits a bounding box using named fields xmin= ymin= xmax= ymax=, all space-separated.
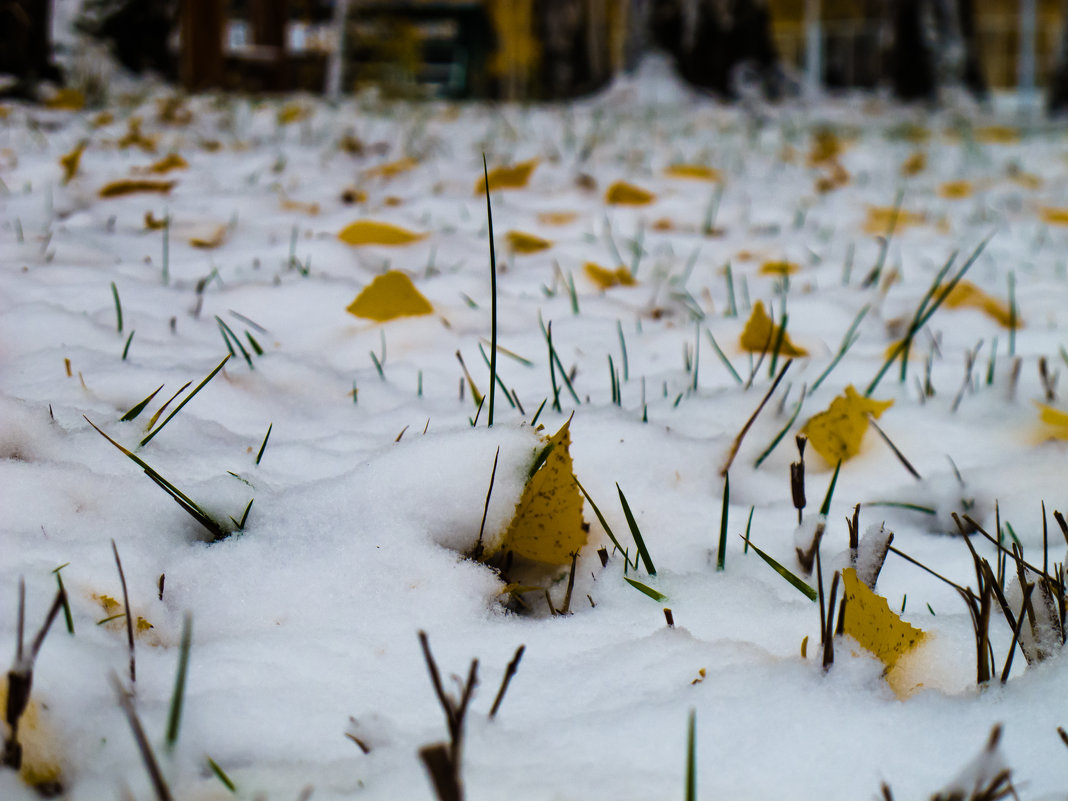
xmin=252 ymin=0 xmax=290 ymax=91
xmin=181 ymin=0 xmax=224 ymax=91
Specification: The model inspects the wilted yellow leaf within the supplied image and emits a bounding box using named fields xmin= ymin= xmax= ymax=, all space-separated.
xmin=842 ymin=567 xmax=924 ymax=669
xmin=44 ymin=88 xmax=85 ymax=110
xmin=938 ymin=180 xmax=973 ymax=199
xmin=365 ymin=157 xmax=418 ymax=180
xmin=99 ymin=179 xmax=175 ymax=198
xmin=537 ymin=211 xmax=579 ymax=226
xmin=95 ymin=593 xmax=120 ymax=612
xmin=59 ymin=140 xmax=87 ymax=184
xmin=739 ymin=301 xmax=807 ymax=357
xmin=759 ymin=260 xmax=799 ymax=276
xmin=506 ymin=230 xmax=552 ymax=254
xmin=146 ymin=153 xmax=188 ymax=174
xmin=0 ymin=681 xmax=63 ymax=790
xmin=189 ymin=224 xmax=227 ymax=249
xmin=942 ymin=281 xmax=1019 ymax=328
xmin=900 ymin=151 xmax=926 ymax=176
xmin=476 ymin=158 xmax=539 ymax=193
xmin=585 ymin=262 xmax=636 ymax=289
xmin=1007 ymin=165 xmax=1040 ymax=189
xmin=605 ymin=180 xmax=655 ymax=206
xmin=801 ymin=385 xmax=893 ymax=464
xmin=664 ymin=164 xmax=722 ymax=181
xmin=1040 ymin=207 xmax=1068 ymax=226
xmin=346 ymin=271 xmax=433 ymax=321
xmin=863 ymin=205 xmax=925 ymax=235
xmin=338 ymin=219 xmax=426 ymax=246
xmin=495 ymin=419 xmax=588 ymax=565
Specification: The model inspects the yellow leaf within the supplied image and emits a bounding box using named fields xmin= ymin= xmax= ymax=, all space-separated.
xmin=58 ymin=140 xmax=87 ymax=185
xmin=605 ymin=180 xmax=655 ymax=206
xmin=494 ymin=419 xmax=588 ymax=565
xmin=1040 ymin=207 xmax=1068 ymax=226
xmin=337 ymin=219 xmax=426 ymax=246
xmin=0 ymin=680 xmax=64 ymax=791
xmin=801 ymin=385 xmax=893 ymax=464
xmin=476 ymin=158 xmax=539 ymax=193
xmin=942 ymin=281 xmax=1019 ymax=328
xmin=189 ymin=224 xmax=227 ymax=249
xmin=99 ymin=179 xmax=175 ymax=198
xmin=346 ymin=271 xmax=433 ymax=321
xmin=739 ymin=301 xmax=807 ymax=357
xmin=584 ymin=262 xmax=636 ymax=289
xmin=505 ymin=230 xmax=552 ymax=254
xmin=278 ymin=103 xmax=311 ymax=125
xmin=862 ymin=205 xmax=925 ymax=235
xmin=938 ymin=180 xmax=973 ymax=199
xmin=118 ymin=117 xmax=157 ymax=152
xmin=146 ymin=153 xmax=188 ymax=174
xmin=975 ymin=125 xmax=1019 ymax=144
xmin=365 ymin=157 xmax=418 ymax=180
xmin=44 ymin=88 xmax=85 ymax=110
xmin=664 ymin=164 xmax=722 ymax=181
xmin=900 ymin=151 xmax=926 ymax=176
xmin=537 ymin=211 xmax=578 ymax=226
xmin=1035 ymin=402 xmax=1068 ymax=440
xmin=136 ymin=616 xmax=154 ymax=632
xmin=842 ymin=567 xmax=925 ymax=674
xmin=144 ymin=211 xmax=168 ymax=230
xmin=95 ymin=593 xmax=120 ymax=612
xmin=759 ymin=260 xmax=799 ymax=276
xmin=280 ymin=192 xmax=320 ymax=215
xmin=90 ymin=110 xmax=113 ymax=127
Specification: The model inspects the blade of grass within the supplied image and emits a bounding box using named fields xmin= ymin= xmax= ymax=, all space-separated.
xmin=207 ymin=756 xmax=236 ymax=793
xmin=753 ymin=384 xmax=807 ymax=468
xmin=121 ymin=384 xmax=164 ymax=422
xmin=717 ymin=472 xmax=729 ymax=571
xmin=121 ymin=330 xmax=135 ymax=360
xmin=741 ymin=533 xmax=818 ymax=601
xmin=165 ymin=613 xmax=192 ymax=749
xmin=141 ymin=355 xmax=231 ymax=447
xmin=255 ymin=423 xmax=272 ymax=465
xmin=575 ymin=477 xmax=631 ymax=565
xmin=704 ymin=329 xmax=743 ymax=385
xmin=111 ymin=281 xmax=123 ymax=333
xmin=52 ymin=564 xmax=74 ymax=634
xmin=624 ymin=576 xmax=666 ymax=602
xmin=111 ymin=672 xmax=173 ymax=801
xmin=618 ymin=483 xmax=655 ymax=575
xmin=685 ymin=709 xmax=696 ymax=801
xmin=810 ymin=304 xmax=870 ymax=393
xmin=216 ymin=316 xmax=253 ymax=369
xmin=819 ymin=460 xmax=842 ymax=517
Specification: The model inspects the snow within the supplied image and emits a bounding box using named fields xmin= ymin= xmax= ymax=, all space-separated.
xmin=4 ymin=59 xmax=1068 ymax=799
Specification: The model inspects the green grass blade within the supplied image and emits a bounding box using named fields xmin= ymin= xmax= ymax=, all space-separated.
xmin=753 ymin=384 xmax=807 ymax=469
xmin=230 ymin=498 xmax=254 ymax=530
xmin=120 ymin=384 xmax=164 ymax=422
xmin=166 ymin=613 xmax=192 ymax=749
xmin=121 ymin=330 xmax=135 ymax=361
xmin=478 ymin=343 xmax=516 ymax=408
xmin=742 ymin=534 xmax=817 ymax=601
xmin=207 ymin=756 xmax=236 ymax=793
xmin=704 ymin=329 xmax=743 ymax=385
xmin=216 ymin=316 xmax=253 ymax=369
xmin=685 ymin=710 xmax=696 ymax=801
xmin=141 ymin=355 xmax=231 ymax=447
xmin=52 ymin=565 xmax=74 ymax=634
xmin=245 ymin=331 xmax=264 ymax=357
xmin=575 ymin=477 xmax=630 ymax=564
xmin=810 ymin=304 xmax=869 ymax=393
xmin=624 ymin=576 xmax=667 ymax=602
xmin=819 ymin=460 xmax=842 ymax=517
xmin=111 ymin=281 xmax=123 ymax=333
xmin=255 ymin=423 xmax=272 ymax=465
xmin=717 ymin=472 xmax=729 ymax=571
xmin=617 ymin=483 xmax=655 ymax=575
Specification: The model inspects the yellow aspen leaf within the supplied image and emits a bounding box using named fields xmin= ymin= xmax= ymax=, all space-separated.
xmin=801 ymin=385 xmax=893 ymax=464
xmin=664 ymin=164 xmax=722 ymax=181
xmin=739 ymin=301 xmax=807 ymax=357
xmin=537 ymin=211 xmax=579 ymax=226
xmin=144 ymin=211 xmax=168 ymax=230
xmin=136 ymin=616 xmax=154 ymax=632
xmin=505 ymin=230 xmax=552 ymax=254
xmin=938 ymin=180 xmax=973 ymax=199
xmin=199 ymin=139 xmax=223 ymax=153
xmin=759 ymin=260 xmax=799 ymax=276
xmin=94 ymin=593 xmax=120 ymax=612
xmin=1040 ymin=207 xmax=1068 ymax=226
xmin=1035 ymin=402 xmax=1068 ymax=440
xmin=365 ymin=157 xmax=418 ymax=180
xmin=277 ymin=103 xmax=311 ymax=125
xmin=337 ymin=220 xmax=426 ymax=246
xmin=384 ymin=196 xmax=404 ymax=207
xmin=605 ymin=180 xmax=656 ymax=206
xmin=862 ymin=205 xmax=925 ymax=235
xmin=900 ymin=151 xmax=927 ymax=176
xmin=584 ymin=262 xmax=636 ymax=289
xmin=941 ymin=281 xmax=1019 ymax=328
xmin=476 ymin=158 xmax=539 ymax=193
xmin=146 ymin=153 xmax=188 ymax=174
xmin=99 ymin=179 xmax=175 ymax=198
xmin=346 ymin=271 xmax=433 ymax=321
xmin=494 ymin=419 xmax=588 ymax=565
xmin=0 ymin=682 xmax=64 ymax=791
xmin=842 ymin=567 xmax=925 ymax=699
xmin=44 ymin=88 xmax=85 ymax=110
xmin=975 ymin=125 xmax=1019 ymax=144
xmin=58 ymin=140 xmax=87 ymax=184
xmin=189 ymin=224 xmax=227 ymax=249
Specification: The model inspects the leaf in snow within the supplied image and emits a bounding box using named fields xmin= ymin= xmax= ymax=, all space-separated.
xmin=537 ymin=211 xmax=579 ymax=226
xmin=938 ymin=180 xmax=974 ymax=200
xmin=146 ymin=153 xmax=188 ymax=174
xmin=941 ymin=280 xmax=1020 ymax=328
xmin=584 ymin=262 xmax=636 ymax=289
xmin=505 ymin=230 xmax=552 ymax=254
xmin=739 ymin=300 xmax=807 ymax=357
xmin=189 ymin=224 xmax=227 ymax=249
xmin=99 ymin=179 xmax=175 ymax=198
xmin=605 ymin=180 xmax=655 ymax=206
xmin=58 ymin=140 xmax=87 ymax=184
xmin=338 ymin=220 xmax=427 ymax=246
xmin=801 ymin=385 xmax=893 ymax=465
xmin=476 ymin=159 xmax=538 ymax=193
xmin=759 ymin=260 xmax=800 ymax=276
xmin=664 ymin=164 xmax=722 ymax=181
xmin=346 ymin=271 xmax=433 ymax=322
xmin=364 ymin=157 xmax=418 ymax=180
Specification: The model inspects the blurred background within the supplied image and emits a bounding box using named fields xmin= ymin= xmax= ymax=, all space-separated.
xmin=3 ymin=0 xmax=1068 ymax=111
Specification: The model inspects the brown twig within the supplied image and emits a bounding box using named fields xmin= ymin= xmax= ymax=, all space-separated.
xmin=489 ymin=645 xmax=525 ymax=719
xmin=112 ymin=539 xmax=136 ymax=686
xmin=721 ymin=359 xmax=793 ymax=477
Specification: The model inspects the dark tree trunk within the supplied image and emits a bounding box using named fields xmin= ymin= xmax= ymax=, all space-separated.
xmin=252 ymin=0 xmax=289 ymax=91
xmin=180 ymin=0 xmax=224 ymax=91
xmin=1049 ymin=0 xmax=1068 ymax=114
xmin=956 ymin=0 xmax=987 ymax=100
xmin=890 ymin=0 xmax=936 ymax=102
xmin=0 ymin=0 xmax=62 ymax=97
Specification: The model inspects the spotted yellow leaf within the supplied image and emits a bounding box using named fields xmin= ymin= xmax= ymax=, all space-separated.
xmin=842 ymin=567 xmax=925 ymax=698
xmin=605 ymin=180 xmax=655 ymax=206
xmin=146 ymin=153 xmax=188 ymax=174
xmin=664 ymin=164 xmax=722 ymax=181
xmin=505 ymin=230 xmax=552 ymax=254
xmin=1035 ymin=402 xmax=1068 ymax=441
xmin=801 ymin=385 xmax=893 ymax=464
xmin=938 ymin=180 xmax=973 ymax=200
xmin=338 ymin=220 xmax=426 ymax=246
xmin=585 ymin=262 xmax=636 ymax=289
xmin=476 ymin=158 xmax=538 ymax=193
xmin=95 ymin=593 xmax=120 ymax=612
xmin=99 ymin=179 xmax=175 ymax=198
xmin=739 ymin=301 xmax=807 ymax=357
xmin=59 ymin=140 xmax=87 ymax=184
xmin=346 ymin=271 xmax=433 ymax=322
xmin=759 ymin=260 xmax=799 ymax=276
xmin=494 ymin=419 xmax=588 ymax=565
xmin=942 ymin=281 xmax=1019 ymax=328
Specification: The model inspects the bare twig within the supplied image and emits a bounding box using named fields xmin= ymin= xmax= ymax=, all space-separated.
xmin=721 ymin=359 xmax=793 ymax=477
xmin=112 ymin=539 xmax=136 ymax=686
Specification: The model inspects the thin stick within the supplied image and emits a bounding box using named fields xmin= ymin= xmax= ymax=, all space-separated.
xmin=112 ymin=539 xmax=136 ymax=685
xmin=865 ymin=413 xmax=922 ymax=480
xmin=475 ymin=447 xmax=501 ymax=559
xmin=489 ymin=645 xmax=525 ymax=719
xmin=720 ymin=359 xmax=793 ymax=477
xmin=111 ymin=672 xmax=173 ymax=801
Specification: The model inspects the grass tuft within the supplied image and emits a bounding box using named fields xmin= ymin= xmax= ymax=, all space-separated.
xmin=141 ymin=356 xmax=231 ymax=447
xmin=617 ymin=483 xmax=655 ymax=575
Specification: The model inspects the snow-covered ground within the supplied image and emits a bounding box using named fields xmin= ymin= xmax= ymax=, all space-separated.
xmin=4 ymin=61 xmax=1068 ymax=799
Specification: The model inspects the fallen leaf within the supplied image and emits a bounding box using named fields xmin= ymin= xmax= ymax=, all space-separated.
xmin=145 ymin=153 xmax=188 ymax=174
xmin=942 ymin=280 xmax=1019 ymax=328
xmin=364 ymin=157 xmax=418 ymax=180
xmin=337 ymin=220 xmax=426 ymax=246
xmin=585 ymin=262 xmax=636 ymax=289
xmin=863 ymin=205 xmax=925 ymax=235
xmin=58 ymin=140 xmax=87 ymax=184
xmin=808 ymin=128 xmax=843 ymax=165
xmin=505 ymin=230 xmax=552 ymax=254
xmin=900 ymin=151 xmax=926 ymax=176
xmin=605 ymin=180 xmax=655 ymax=206
xmin=118 ymin=117 xmax=157 ymax=152
xmin=938 ymin=180 xmax=973 ymax=199
xmin=43 ymin=88 xmax=85 ymax=111
xmin=739 ymin=301 xmax=807 ymax=357
xmin=144 ymin=211 xmax=168 ymax=230
xmin=0 ymin=681 xmax=64 ymax=791
xmin=664 ymin=164 xmax=722 ymax=181
xmin=346 ymin=271 xmax=433 ymax=321
xmin=975 ymin=125 xmax=1019 ymax=144
xmin=99 ymin=179 xmax=176 ymax=198
xmin=278 ymin=103 xmax=311 ymax=125
xmin=801 ymin=385 xmax=893 ymax=464
xmin=537 ymin=211 xmax=579 ymax=226
xmin=759 ymin=260 xmax=799 ymax=276
xmin=280 ymin=191 xmax=320 ymax=215
xmin=476 ymin=158 xmax=539 ymax=193
xmin=1035 ymin=402 xmax=1068 ymax=440
xmin=1040 ymin=207 xmax=1068 ymax=226
xmin=494 ymin=419 xmax=588 ymax=565
xmin=189 ymin=224 xmax=227 ymax=249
